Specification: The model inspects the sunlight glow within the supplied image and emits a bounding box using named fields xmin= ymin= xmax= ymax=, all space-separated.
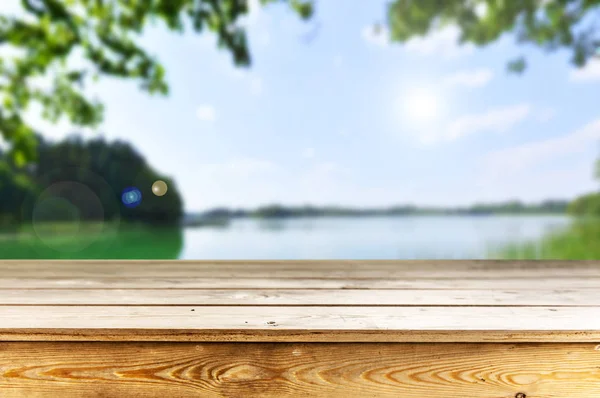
xmin=405 ymin=89 xmax=440 ymax=122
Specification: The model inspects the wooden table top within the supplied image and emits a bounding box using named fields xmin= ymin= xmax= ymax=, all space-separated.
xmin=1 ymin=260 xmax=599 ymax=342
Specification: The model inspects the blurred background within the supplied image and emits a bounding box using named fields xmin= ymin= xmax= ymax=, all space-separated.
xmin=0 ymin=0 xmax=598 ymax=260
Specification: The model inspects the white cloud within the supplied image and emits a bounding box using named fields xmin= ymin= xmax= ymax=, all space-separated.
xmin=569 ymin=60 xmax=600 ymax=82
xmin=482 ymin=118 xmax=600 ymax=175
xmin=294 ymin=161 xmax=353 ymax=204
xmin=537 ymin=107 xmax=557 ymax=123
xmin=363 ymin=25 xmax=474 ymax=58
xmin=182 ymin=157 xmax=353 ymax=209
xmin=361 ymin=25 xmax=389 ymax=47
xmin=443 ymin=69 xmax=494 ymax=88
xmin=221 ymin=158 xmax=275 ymax=177
xmin=476 ymin=118 xmax=600 ymax=201
xmin=475 ymin=159 xmax=597 ymax=204
xmin=199 ymin=157 xmax=277 ymax=179
xmin=403 ymin=27 xmax=474 ymax=58
xmin=301 ymin=147 xmax=316 ymax=158
xmin=196 ymin=105 xmax=216 ymax=122
xmin=445 ymin=104 xmax=531 ymax=141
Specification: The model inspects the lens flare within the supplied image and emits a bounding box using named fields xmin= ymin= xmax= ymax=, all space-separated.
xmin=152 ymin=180 xmax=168 ymax=196
xmin=121 ymin=187 xmax=142 ymax=208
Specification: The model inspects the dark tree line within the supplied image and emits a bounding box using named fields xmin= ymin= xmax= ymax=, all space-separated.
xmin=0 ymin=134 xmax=183 ymax=226
xmin=195 ymin=200 xmax=574 ymax=220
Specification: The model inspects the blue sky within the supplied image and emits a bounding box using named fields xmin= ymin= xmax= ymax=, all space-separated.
xmin=4 ymin=0 xmax=600 ymax=211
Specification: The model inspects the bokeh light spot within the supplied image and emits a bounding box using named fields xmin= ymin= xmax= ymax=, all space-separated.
xmin=121 ymin=187 xmax=142 ymax=208
xmin=30 ymin=181 xmax=105 ymax=253
xmin=152 ymin=180 xmax=168 ymax=197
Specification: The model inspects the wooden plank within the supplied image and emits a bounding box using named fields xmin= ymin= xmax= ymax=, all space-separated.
xmin=0 ymin=260 xmax=598 ymax=278
xmin=1 ymin=342 xmax=600 ymax=397
xmin=2 ymin=305 xmax=598 ymax=331
xmin=0 ymin=288 xmax=598 ymax=306
xmin=2 ymin=328 xmax=599 ymax=343
xmin=0 ymin=277 xmax=599 ymax=289
xmin=1 ymin=306 xmax=600 ymax=342
xmin=4 ymin=267 xmax=600 ymax=278
xmin=3 ymin=259 xmax=598 ymax=269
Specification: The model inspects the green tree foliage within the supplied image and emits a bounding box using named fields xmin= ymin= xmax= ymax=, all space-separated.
xmin=0 ymin=134 xmax=184 ymax=225
xmin=568 ymin=192 xmax=600 ymax=216
xmin=0 ymin=0 xmax=314 ymax=164
xmin=385 ymin=0 xmax=600 ymax=73
xmin=0 ymin=159 xmax=38 ymax=224
xmin=567 ymin=158 xmax=600 ymax=217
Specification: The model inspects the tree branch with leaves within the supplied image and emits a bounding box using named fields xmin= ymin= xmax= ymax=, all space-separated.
xmin=0 ymin=0 xmax=314 ymax=165
xmin=385 ymin=0 xmax=600 ymax=73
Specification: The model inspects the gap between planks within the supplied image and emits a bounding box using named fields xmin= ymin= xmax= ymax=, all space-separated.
xmin=3 ymin=329 xmax=600 ymax=342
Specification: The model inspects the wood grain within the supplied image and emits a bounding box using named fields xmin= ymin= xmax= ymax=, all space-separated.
xmin=1 ymin=306 xmax=600 ymax=343
xmin=1 ymin=288 xmax=597 ymax=305
xmin=3 ymin=276 xmax=600 ymax=289
xmin=2 ymin=329 xmax=600 ymax=343
xmin=2 ymin=261 xmax=600 ymax=396
xmin=0 ymin=260 xmax=598 ymax=278
xmin=3 ymin=259 xmax=598 ymax=269
xmin=1 ymin=342 xmax=600 ymax=397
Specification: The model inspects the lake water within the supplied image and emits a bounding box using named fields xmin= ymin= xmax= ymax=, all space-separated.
xmin=0 ymin=215 xmax=573 ymax=259
xmin=180 ymin=215 xmax=572 ymax=260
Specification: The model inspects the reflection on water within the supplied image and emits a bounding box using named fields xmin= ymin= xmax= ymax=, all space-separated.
xmin=257 ymin=219 xmax=288 ymax=232
xmin=0 ymin=226 xmax=184 ymax=259
xmin=0 ymin=215 xmax=572 ymax=260
xmin=181 ymin=215 xmax=572 ymax=260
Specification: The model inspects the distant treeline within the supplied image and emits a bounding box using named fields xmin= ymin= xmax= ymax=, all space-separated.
xmin=193 ymin=200 xmax=571 ymax=220
xmin=0 ymin=134 xmax=183 ymax=226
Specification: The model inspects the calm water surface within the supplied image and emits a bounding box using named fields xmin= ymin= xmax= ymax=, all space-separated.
xmin=180 ymin=215 xmax=571 ymax=259
xmin=0 ymin=215 xmax=572 ymax=259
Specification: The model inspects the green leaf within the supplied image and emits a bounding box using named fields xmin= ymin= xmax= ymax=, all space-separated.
xmin=507 ymin=56 xmax=527 ymax=74
xmin=0 ymin=0 xmax=315 ymax=162
xmin=290 ymin=0 xmax=314 ymax=20
xmin=11 ymin=149 xmax=26 ymax=167
xmin=386 ymin=0 xmax=600 ymax=75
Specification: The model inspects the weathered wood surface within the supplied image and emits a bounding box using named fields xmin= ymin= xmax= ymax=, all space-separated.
xmin=1 ymin=260 xmax=600 ymax=396
xmin=1 ymin=306 xmax=600 ymax=341
xmin=0 ymin=261 xmax=599 ymax=342
xmin=2 ymin=342 xmax=600 ymax=397
xmin=4 ymin=277 xmax=600 ymax=289
xmin=1 ymin=288 xmax=598 ymax=305
xmin=2 ymin=259 xmax=600 ymax=277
